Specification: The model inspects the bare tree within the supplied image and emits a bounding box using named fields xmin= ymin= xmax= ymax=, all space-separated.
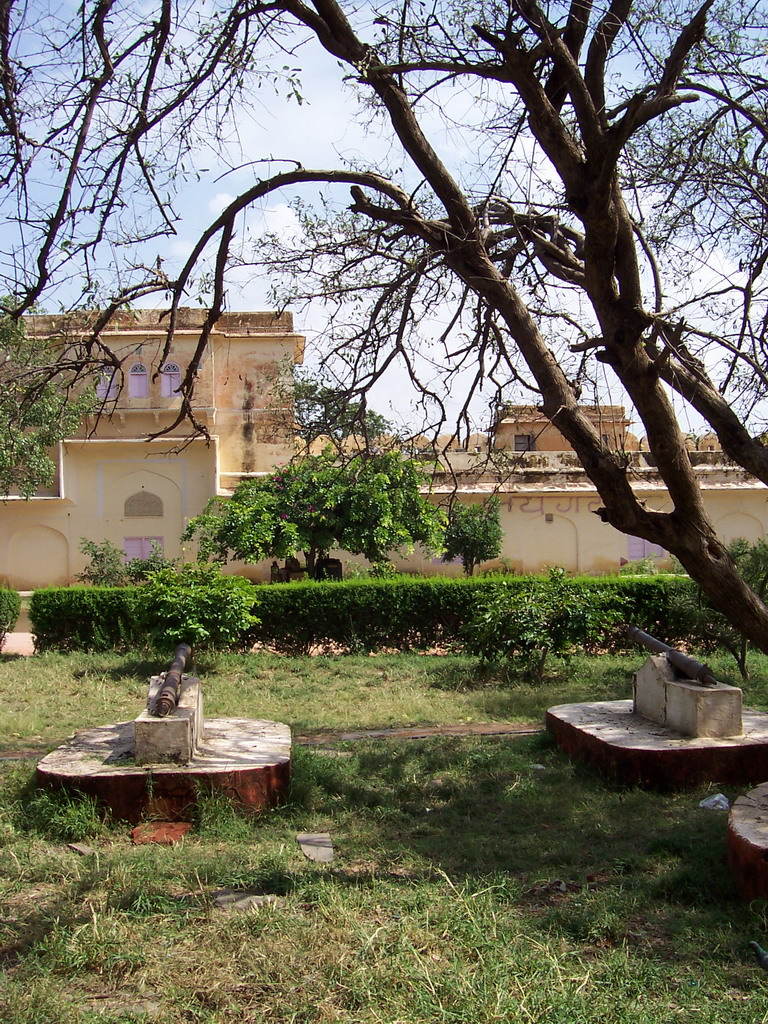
xmin=3 ymin=0 xmax=768 ymax=645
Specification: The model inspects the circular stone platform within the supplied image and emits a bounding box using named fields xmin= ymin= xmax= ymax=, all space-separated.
xmin=37 ymin=718 xmax=291 ymax=823
xmin=546 ymin=700 xmax=768 ymax=790
xmin=728 ymin=785 xmax=768 ymax=899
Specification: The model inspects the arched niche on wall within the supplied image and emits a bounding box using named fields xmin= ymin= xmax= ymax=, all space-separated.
xmin=536 ymin=514 xmax=579 ymax=573
xmin=9 ymin=526 xmax=69 ymax=588
xmin=716 ymin=511 xmax=765 ymax=546
xmin=104 ymin=470 xmax=181 ymax=522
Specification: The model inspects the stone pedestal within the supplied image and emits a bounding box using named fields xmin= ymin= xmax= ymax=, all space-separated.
xmin=134 ymin=676 xmax=203 ymax=765
xmin=36 ymin=718 xmax=292 ymax=823
xmin=633 ymin=655 xmax=742 ymax=738
xmin=546 ymin=700 xmax=768 ymax=789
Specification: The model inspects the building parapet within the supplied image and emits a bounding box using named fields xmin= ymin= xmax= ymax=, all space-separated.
xmin=429 ymin=448 xmax=756 ymax=489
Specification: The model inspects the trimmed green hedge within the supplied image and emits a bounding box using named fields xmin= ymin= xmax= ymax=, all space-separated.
xmin=247 ymin=574 xmax=696 ymax=654
xmin=28 ymin=573 xmax=697 ymax=654
xmin=0 ymin=588 xmax=21 ymax=650
xmin=30 ymin=586 xmax=142 ymax=652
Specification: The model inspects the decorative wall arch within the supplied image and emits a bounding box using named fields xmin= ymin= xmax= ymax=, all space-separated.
xmin=8 ymin=525 xmax=69 ymax=588
xmin=716 ymin=511 xmax=764 ymax=545
xmin=538 ymin=514 xmax=579 ymax=572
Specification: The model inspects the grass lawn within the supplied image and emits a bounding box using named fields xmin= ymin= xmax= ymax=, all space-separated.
xmin=3 ymin=649 xmax=768 ymax=1021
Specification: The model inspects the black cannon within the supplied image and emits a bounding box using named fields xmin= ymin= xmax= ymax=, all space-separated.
xmin=153 ymin=643 xmax=193 ymax=717
xmin=627 ymin=625 xmax=719 ymax=688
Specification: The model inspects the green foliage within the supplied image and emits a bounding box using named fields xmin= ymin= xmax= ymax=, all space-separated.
xmin=30 ymin=585 xmax=142 ymax=651
xmin=618 ymin=556 xmax=672 ymax=576
xmin=124 ymin=542 xmax=178 ymax=584
xmin=0 ymin=313 xmax=94 ymax=497
xmin=248 ymin=576 xmax=482 ymax=653
xmin=136 ymin=562 xmax=259 ymax=650
xmin=185 ymin=450 xmax=446 ymax=572
xmin=443 ymin=497 xmax=503 ymax=575
xmin=0 ymin=586 xmax=21 ymax=649
xmin=22 ymin=788 xmax=108 ymax=841
xmin=28 ymin=573 xmax=692 ymax=654
xmin=75 ymin=537 xmax=129 ymax=586
xmin=463 ymin=567 xmax=624 ymax=681
xmin=294 ymin=374 xmax=394 ymax=443
xmin=75 ymin=537 xmax=177 ymax=587
xmin=668 ymin=537 xmax=768 ymax=679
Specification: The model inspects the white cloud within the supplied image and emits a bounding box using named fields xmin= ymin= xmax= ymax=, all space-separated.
xmin=209 ymin=192 xmax=235 ymax=214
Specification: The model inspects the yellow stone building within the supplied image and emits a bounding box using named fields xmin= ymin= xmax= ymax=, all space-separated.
xmin=0 ymin=309 xmax=303 ymax=588
xmin=1 ymin=308 xmax=766 ymax=586
xmin=401 ymin=405 xmax=768 ymax=575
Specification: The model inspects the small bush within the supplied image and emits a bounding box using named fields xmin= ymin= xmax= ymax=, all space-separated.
xmin=75 ymin=538 xmax=129 ymax=586
xmin=124 ymin=543 xmax=178 ymax=584
xmin=0 ymin=586 xmax=21 ymax=650
xmin=137 ymin=562 xmax=260 ymax=651
xmin=463 ymin=567 xmax=625 ymax=680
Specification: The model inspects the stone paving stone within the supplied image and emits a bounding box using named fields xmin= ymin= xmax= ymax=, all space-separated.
xmin=296 ymin=832 xmax=334 ymax=862
xmin=211 ymin=889 xmax=281 ymax=913
xmin=67 ymin=842 xmax=96 ymax=856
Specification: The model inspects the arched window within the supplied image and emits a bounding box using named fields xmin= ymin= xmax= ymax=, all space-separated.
xmin=96 ymin=367 xmax=118 ymax=400
xmin=124 ymin=491 xmax=164 ymax=518
xmin=160 ymin=362 xmax=182 ymax=397
xmin=128 ymin=362 xmax=149 ymax=398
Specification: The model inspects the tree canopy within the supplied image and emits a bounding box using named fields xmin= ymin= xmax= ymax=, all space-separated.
xmin=184 ymin=451 xmax=446 ymax=572
xmin=293 ymin=376 xmax=395 ymax=448
xmin=0 ymin=315 xmax=93 ymax=497
xmin=3 ymin=0 xmax=768 ymax=646
xmin=443 ymin=498 xmax=504 ymax=575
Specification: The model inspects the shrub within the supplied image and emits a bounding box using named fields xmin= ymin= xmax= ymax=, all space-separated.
xmin=136 ymin=562 xmax=260 ymax=651
xmin=124 ymin=543 xmax=178 ymax=584
xmin=75 ymin=538 xmax=129 ymax=586
xmin=29 ymin=572 xmax=694 ymax=654
xmin=462 ymin=567 xmax=625 ymax=681
xmin=30 ymin=586 xmax=142 ymax=651
xmin=443 ymin=498 xmax=503 ymax=575
xmin=0 ymin=587 xmax=21 ymax=650
xmin=665 ymin=537 xmax=768 ymax=679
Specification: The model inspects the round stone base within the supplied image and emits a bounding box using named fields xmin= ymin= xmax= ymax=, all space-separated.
xmin=728 ymin=785 xmax=768 ymax=899
xmin=546 ymin=700 xmax=768 ymax=790
xmin=36 ymin=718 xmax=291 ymax=823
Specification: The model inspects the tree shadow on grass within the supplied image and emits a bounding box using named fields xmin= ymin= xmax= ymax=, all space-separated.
xmin=290 ymin=736 xmax=743 ymax=917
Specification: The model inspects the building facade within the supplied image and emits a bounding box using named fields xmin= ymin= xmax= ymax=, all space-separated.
xmin=0 ymin=310 xmax=303 ymax=588
xmin=1 ymin=309 xmax=765 ymax=587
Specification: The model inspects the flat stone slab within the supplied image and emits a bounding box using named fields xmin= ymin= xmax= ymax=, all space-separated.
xmin=296 ymin=832 xmax=334 ymax=862
xmin=729 ymin=784 xmax=768 ymax=899
xmin=546 ymin=700 xmax=768 ymax=789
xmin=37 ymin=718 xmax=291 ymax=823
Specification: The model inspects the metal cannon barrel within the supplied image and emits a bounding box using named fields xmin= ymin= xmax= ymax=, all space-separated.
xmin=154 ymin=643 xmax=193 ymax=717
xmin=627 ymin=625 xmax=718 ymax=688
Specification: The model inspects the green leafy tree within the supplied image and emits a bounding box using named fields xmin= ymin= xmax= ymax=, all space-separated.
xmin=294 ymin=377 xmax=394 ymax=445
xmin=464 ymin=567 xmax=622 ymax=682
xmin=184 ymin=451 xmax=445 ymax=574
xmin=0 ymin=315 xmax=93 ymax=497
xmin=137 ymin=562 xmax=259 ymax=650
xmin=443 ymin=498 xmax=503 ymax=576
